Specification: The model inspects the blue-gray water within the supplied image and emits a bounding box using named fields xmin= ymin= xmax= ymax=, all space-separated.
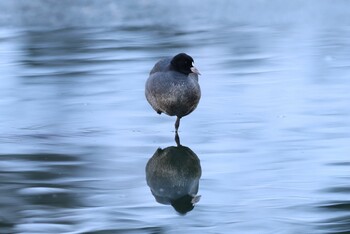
xmin=1 ymin=1 xmax=350 ymax=233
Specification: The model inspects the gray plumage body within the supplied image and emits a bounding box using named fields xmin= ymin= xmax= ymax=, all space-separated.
xmin=145 ymin=57 xmax=201 ymax=119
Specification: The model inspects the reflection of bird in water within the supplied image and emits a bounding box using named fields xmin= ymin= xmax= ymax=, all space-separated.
xmin=145 ymin=133 xmax=201 ymax=214
xmin=145 ymin=53 xmax=201 ymax=132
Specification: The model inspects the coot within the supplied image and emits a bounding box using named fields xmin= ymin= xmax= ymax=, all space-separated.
xmin=145 ymin=53 xmax=201 ymax=132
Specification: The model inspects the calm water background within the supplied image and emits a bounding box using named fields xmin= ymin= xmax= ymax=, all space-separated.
xmin=1 ymin=1 xmax=350 ymax=233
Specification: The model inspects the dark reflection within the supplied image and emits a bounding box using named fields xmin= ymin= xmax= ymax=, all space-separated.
xmin=146 ymin=133 xmax=201 ymax=215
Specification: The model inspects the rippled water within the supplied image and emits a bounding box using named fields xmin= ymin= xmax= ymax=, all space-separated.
xmin=1 ymin=1 xmax=350 ymax=233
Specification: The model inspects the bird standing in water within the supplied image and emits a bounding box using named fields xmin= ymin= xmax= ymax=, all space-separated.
xmin=145 ymin=53 xmax=201 ymax=132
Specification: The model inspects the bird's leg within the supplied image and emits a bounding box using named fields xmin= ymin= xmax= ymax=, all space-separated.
xmin=175 ymin=117 xmax=181 ymax=132
xmin=175 ymin=131 xmax=181 ymax=146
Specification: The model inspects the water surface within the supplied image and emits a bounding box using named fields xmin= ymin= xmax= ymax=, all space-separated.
xmin=1 ymin=1 xmax=350 ymax=233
